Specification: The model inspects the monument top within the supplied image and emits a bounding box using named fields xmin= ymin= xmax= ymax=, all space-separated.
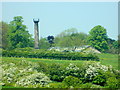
xmin=33 ymin=18 xmax=39 ymax=23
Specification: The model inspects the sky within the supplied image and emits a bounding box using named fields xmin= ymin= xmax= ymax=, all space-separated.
xmin=2 ymin=2 xmax=118 ymax=40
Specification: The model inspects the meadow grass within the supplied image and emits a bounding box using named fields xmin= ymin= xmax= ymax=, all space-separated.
xmin=2 ymin=53 xmax=118 ymax=69
xmin=97 ymin=53 xmax=118 ymax=70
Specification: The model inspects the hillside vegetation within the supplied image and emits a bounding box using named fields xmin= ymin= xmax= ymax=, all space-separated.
xmin=2 ymin=53 xmax=119 ymax=88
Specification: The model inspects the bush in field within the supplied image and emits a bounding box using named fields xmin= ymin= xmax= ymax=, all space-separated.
xmin=46 ymin=63 xmax=65 ymax=82
xmin=65 ymin=63 xmax=84 ymax=78
xmin=84 ymin=62 xmax=110 ymax=81
xmin=2 ymin=48 xmax=99 ymax=61
xmin=106 ymin=77 xmax=119 ymax=88
xmin=2 ymin=59 xmax=51 ymax=88
xmin=36 ymin=62 xmax=48 ymax=72
xmin=46 ymin=63 xmax=84 ymax=82
xmin=92 ymin=74 xmax=106 ymax=86
xmin=15 ymin=72 xmax=51 ymax=88
xmin=2 ymin=64 xmax=19 ymax=85
xmin=83 ymin=62 xmax=120 ymax=87
xmin=62 ymin=76 xmax=82 ymax=87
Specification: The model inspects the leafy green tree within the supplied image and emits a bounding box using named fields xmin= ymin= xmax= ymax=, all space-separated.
xmin=87 ymin=25 xmax=108 ymax=52
xmin=106 ymin=38 xmax=118 ymax=54
xmin=118 ymin=34 xmax=120 ymax=48
xmin=39 ymin=37 xmax=50 ymax=49
xmin=0 ymin=21 xmax=9 ymax=49
xmin=47 ymin=36 xmax=54 ymax=47
xmin=55 ymin=28 xmax=88 ymax=48
xmin=57 ymin=28 xmax=77 ymax=38
xmin=8 ymin=16 xmax=34 ymax=49
xmin=70 ymin=32 xmax=88 ymax=47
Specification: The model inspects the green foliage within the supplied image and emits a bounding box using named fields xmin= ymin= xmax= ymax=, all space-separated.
xmin=87 ymin=25 xmax=108 ymax=52
xmin=83 ymin=61 xmax=120 ymax=87
xmin=65 ymin=63 xmax=84 ymax=79
xmin=0 ymin=21 xmax=9 ymax=49
xmin=2 ymin=59 xmax=51 ymax=88
xmin=2 ymin=48 xmax=99 ymax=61
xmin=46 ymin=63 xmax=65 ymax=82
xmin=39 ymin=38 xmax=50 ymax=49
xmin=16 ymin=72 xmax=51 ymax=88
xmin=14 ymin=47 xmax=34 ymax=51
xmin=7 ymin=16 xmax=34 ymax=49
xmin=92 ymin=74 xmax=106 ymax=86
xmin=62 ymin=76 xmax=82 ymax=87
xmin=106 ymin=38 xmax=118 ymax=54
xmin=106 ymin=77 xmax=119 ymax=88
xmin=36 ymin=62 xmax=48 ymax=72
xmin=55 ymin=28 xmax=88 ymax=47
xmin=45 ymin=63 xmax=84 ymax=82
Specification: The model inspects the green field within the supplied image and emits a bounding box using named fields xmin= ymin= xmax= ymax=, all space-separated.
xmin=2 ymin=53 xmax=118 ymax=69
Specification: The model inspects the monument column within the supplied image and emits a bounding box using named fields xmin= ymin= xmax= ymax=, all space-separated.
xmin=33 ymin=19 xmax=39 ymax=49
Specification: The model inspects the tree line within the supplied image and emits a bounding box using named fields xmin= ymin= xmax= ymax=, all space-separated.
xmin=0 ymin=16 xmax=119 ymax=54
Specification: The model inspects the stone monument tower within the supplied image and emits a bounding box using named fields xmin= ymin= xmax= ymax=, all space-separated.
xmin=33 ymin=19 xmax=39 ymax=49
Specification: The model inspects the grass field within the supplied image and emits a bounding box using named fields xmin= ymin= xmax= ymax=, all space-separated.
xmin=2 ymin=53 xmax=118 ymax=69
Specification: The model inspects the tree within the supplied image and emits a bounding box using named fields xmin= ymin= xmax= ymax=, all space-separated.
xmin=55 ymin=28 xmax=88 ymax=48
xmin=39 ymin=37 xmax=50 ymax=49
xmin=47 ymin=36 xmax=54 ymax=47
xmin=87 ymin=25 xmax=108 ymax=52
xmin=57 ymin=28 xmax=77 ymax=38
xmin=8 ymin=16 xmax=34 ymax=49
xmin=0 ymin=21 xmax=9 ymax=49
xmin=118 ymin=34 xmax=120 ymax=48
xmin=106 ymin=38 xmax=118 ymax=54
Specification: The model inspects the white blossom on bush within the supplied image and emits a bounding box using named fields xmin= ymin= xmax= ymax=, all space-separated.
xmin=16 ymin=72 xmax=51 ymax=87
xmin=3 ymin=66 xmax=18 ymax=83
xmin=84 ymin=62 xmax=112 ymax=80
xmin=66 ymin=63 xmax=79 ymax=71
xmin=2 ymin=59 xmax=50 ymax=88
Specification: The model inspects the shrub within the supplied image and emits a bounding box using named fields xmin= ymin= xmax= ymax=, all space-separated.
xmin=14 ymin=47 xmax=34 ymax=51
xmin=84 ymin=62 xmax=110 ymax=81
xmin=46 ymin=63 xmax=84 ymax=82
xmin=2 ymin=59 xmax=51 ymax=88
xmin=46 ymin=63 xmax=65 ymax=82
xmin=65 ymin=63 xmax=84 ymax=78
xmin=36 ymin=62 xmax=48 ymax=72
xmin=2 ymin=48 xmax=99 ymax=61
xmin=106 ymin=77 xmax=119 ymax=88
xmin=92 ymin=74 xmax=106 ymax=86
xmin=62 ymin=76 xmax=82 ymax=87
xmin=15 ymin=72 xmax=51 ymax=88
xmin=82 ymin=61 xmax=120 ymax=87
xmin=3 ymin=66 xmax=19 ymax=85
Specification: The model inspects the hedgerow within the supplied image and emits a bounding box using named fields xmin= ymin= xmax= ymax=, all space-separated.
xmin=2 ymin=48 xmax=99 ymax=61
